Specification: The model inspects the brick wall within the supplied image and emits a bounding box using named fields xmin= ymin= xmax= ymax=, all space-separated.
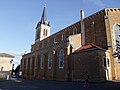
xmin=21 ymin=8 xmax=120 ymax=81
xmin=72 ymin=49 xmax=106 ymax=82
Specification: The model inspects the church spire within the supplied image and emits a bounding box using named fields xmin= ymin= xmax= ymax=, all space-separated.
xmin=35 ymin=0 xmax=51 ymax=42
xmin=40 ymin=0 xmax=48 ymax=25
xmin=41 ymin=6 xmax=46 ymax=23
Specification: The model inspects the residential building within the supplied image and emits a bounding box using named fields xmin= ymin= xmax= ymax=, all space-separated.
xmin=0 ymin=53 xmax=14 ymax=80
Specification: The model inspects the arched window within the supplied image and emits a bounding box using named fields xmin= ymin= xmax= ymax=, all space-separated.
xmin=62 ymin=33 xmax=66 ymax=41
xmin=113 ymin=24 xmax=120 ymax=61
xmin=46 ymin=30 xmax=48 ymax=36
xmin=102 ymin=57 xmax=110 ymax=68
xmin=54 ymin=36 xmax=57 ymax=44
xmin=35 ymin=30 xmax=40 ymax=41
xmin=59 ymin=50 xmax=64 ymax=68
xmin=48 ymin=53 xmax=52 ymax=69
xmin=47 ymin=39 xmax=50 ymax=46
xmin=41 ymin=54 xmax=44 ymax=69
xmin=114 ymin=24 xmax=120 ymax=44
xmin=73 ymin=27 xmax=77 ymax=35
xmin=43 ymin=29 xmax=46 ymax=36
xmin=113 ymin=24 xmax=120 ymax=50
xmin=31 ymin=56 xmax=35 ymax=74
xmin=42 ymin=41 xmax=44 ymax=48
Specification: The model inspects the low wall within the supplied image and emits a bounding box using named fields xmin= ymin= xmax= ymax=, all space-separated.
xmin=0 ymin=71 xmax=11 ymax=80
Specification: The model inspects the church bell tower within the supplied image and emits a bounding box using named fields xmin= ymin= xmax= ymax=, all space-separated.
xmin=35 ymin=2 xmax=51 ymax=42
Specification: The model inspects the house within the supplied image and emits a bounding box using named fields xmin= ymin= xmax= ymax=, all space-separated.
xmin=0 ymin=53 xmax=14 ymax=80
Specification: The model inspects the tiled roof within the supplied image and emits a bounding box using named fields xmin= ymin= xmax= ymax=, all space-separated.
xmin=0 ymin=53 xmax=14 ymax=58
xmin=74 ymin=44 xmax=106 ymax=53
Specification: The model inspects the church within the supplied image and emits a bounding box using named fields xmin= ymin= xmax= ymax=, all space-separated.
xmin=21 ymin=5 xmax=120 ymax=82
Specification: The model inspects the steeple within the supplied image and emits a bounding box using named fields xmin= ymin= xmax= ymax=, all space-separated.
xmin=35 ymin=0 xmax=51 ymax=42
xmin=40 ymin=0 xmax=50 ymax=25
xmin=41 ymin=5 xmax=47 ymax=24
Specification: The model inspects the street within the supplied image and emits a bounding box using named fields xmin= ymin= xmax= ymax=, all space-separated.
xmin=0 ymin=80 xmax=120 ymax=90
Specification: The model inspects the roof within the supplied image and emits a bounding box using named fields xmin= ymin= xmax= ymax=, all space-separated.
xmin=74 ymin=44 xmax=106 ymax=53
xmin=0 ymin=53 xmax=14 ymax=58
xmin=84 ymin=8 xmax=120 ymax=21
xmin=41 ymin=6 xmax=47 ymax=24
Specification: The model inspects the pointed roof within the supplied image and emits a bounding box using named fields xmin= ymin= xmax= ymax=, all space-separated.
xmin=74 ymin=44 xmax=106 ymax=53
xmin=0 ymin=53 xmax=14 ymax=58
xmin=41 ymin=5 xmax=47 ymax=24
xmin=36 ymin=2 xmax=50 ymax=29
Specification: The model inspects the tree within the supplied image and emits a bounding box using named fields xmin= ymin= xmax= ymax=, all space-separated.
xmin=14 ymin=65 xmax=20 ymax=75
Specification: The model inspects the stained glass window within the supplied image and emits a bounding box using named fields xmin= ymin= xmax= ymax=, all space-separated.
xmin=59 ymin=50 xmax=64 ymax=68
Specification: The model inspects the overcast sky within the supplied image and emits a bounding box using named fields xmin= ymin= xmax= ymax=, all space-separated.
xmin=0 ymin=0 xmax=120 ymax=67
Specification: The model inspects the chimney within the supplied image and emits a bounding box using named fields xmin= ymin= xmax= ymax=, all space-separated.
xmin=80 ymin=10 xmax=84 ymax=20
xmin=80 ymin=10 xmax=85 ymax=46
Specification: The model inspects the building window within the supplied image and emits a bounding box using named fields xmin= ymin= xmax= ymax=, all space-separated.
xmin=41 ymin=54 xmax=44 ymax=69
xmin=42 ymin=41 xmax=44 ymax=48
xmin=59 ymin=50 xmax=64 ymax=68
xmin=47 ymin=39 xmax=50 ymax=46
xmin=62 ymin=33 xmax=66 ymax=41
xmin=37 ymin=55 xmax=40 ymax=70
xmin=35 ymin=30 xmax=40 ymax=41
xmin=113 ymin=24 xmax=120 ymax=60
xmin=73 ymin=27 xmax=77 ymax=35
xmin=43 ymin=29 xmax=47 ymax=36
xmin=30 ymin=58 xmax=32 ymax=69
xmin=107 ymin=58 xmax=110 ymax=67
xmin=54 ymin=36 xmax=58 ymax=44
xmin=103 ymin=57 xmax=107 ymax=67
xmin=103 ymin=57 xmax=110 ymax=68
xmin=114 ymin=24 xmax=120 ymax=45
xmin=43 ymin=29 xmax=46 ymax=36
xmin=46 ymin=30 xmax=48 ymax=36
xmin=48 ymin=53 xmax=52 ymax=69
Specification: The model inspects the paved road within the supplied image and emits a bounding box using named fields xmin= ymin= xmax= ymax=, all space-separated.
xmin=0 ymin=80 xmax=120 ymax=90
